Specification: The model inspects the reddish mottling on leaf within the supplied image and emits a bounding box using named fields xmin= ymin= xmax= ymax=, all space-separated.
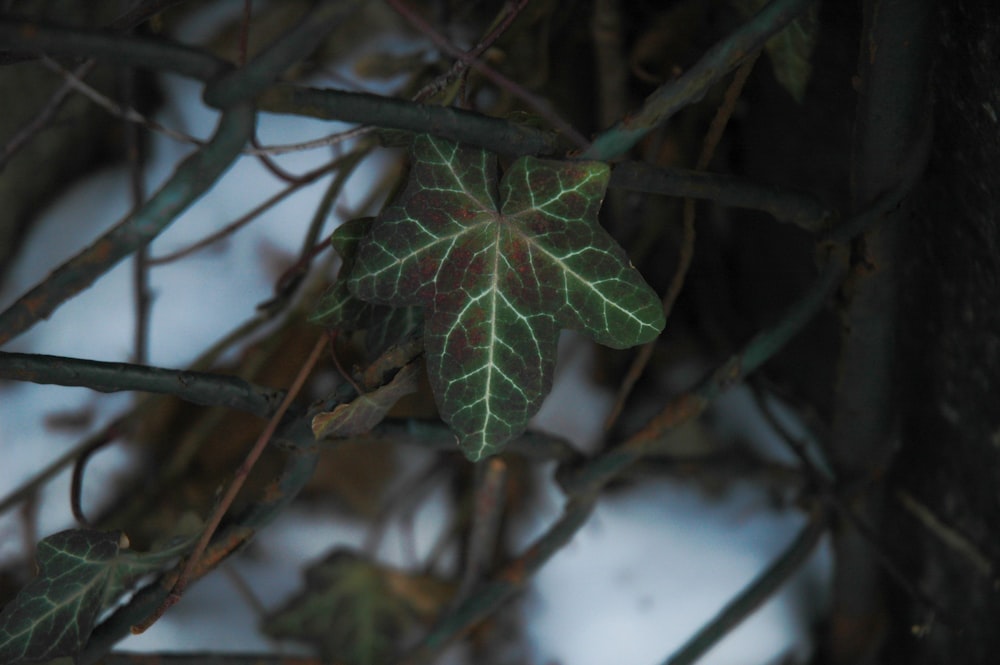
xmin=348 ymin=135 xmax=664 ymax=460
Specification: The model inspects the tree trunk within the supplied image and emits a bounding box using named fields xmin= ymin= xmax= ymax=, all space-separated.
xmin=887 ymin=0 xmax=1000 ymax=662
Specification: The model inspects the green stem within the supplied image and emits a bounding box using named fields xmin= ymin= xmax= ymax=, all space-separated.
xmin=558 ymin=260 xmax=845 ymax=496
xmin=662 ymin=508 xmax=828 ymax=665
xmin=402 ymin=497 xmax=596 ymax=664
xmin=0 ymin=17 xmax=228 ymax=81
xmin=0 ymin=351 xmax=283 ymax=418
xmin=0 ymin=104 xmax=255 ymax=346
xmin=610 ymin=162 xmax=832 ymax=229
xmin=257 ymin=84 xmax=561 ymax=157
xmin=584 ymin=0 xmax=816 ymax=160
xmin=203 ymin=0 xmax=363 ymax=109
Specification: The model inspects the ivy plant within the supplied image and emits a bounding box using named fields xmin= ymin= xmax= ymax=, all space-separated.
xmin=332 ymin=134 xmax=665 ymax=461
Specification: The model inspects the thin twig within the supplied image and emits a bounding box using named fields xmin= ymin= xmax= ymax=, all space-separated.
xmin=0 ymin=104 xmax=254 ymax=347
xmin=605 ymin=53 xmax=761 ymax=431
xmin=69 ymin=428 xmax=120 ymax=526
xmin=560 ymin=260 xmax=845 ymax=497
xmin=132 ymin=334 xmax=327 ymax=634
xmin=402 ymin=496 xmax=596 ymax=664
xmin=895 ymin=490 xmax=994 ymax=579
xmin=40 ymin=56 xmax=204 ymax=146
xmin=147 ymin=160 xmax=340 ymax=265
xmin=413 ymin=0 xmax=530 ymax=102
xmin=0 ymin=60 xmax=97 ymax=172
xmin=584 ymin=0 xmax=815 ymax=160
xmin=384 ymin=0 xmax=589 ymax=149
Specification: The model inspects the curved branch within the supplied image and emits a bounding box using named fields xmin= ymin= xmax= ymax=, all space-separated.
xmin=610 ymin=162 xmax=833 ymax=229
xmin=256 ymin=84 xmax=561 ymax=157
xmin=0 ymin=17 xmax=229 ymax=81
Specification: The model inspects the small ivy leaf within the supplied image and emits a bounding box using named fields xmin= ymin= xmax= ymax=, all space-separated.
xmin=733 ymin=0 xmax=818 ymax=103
xmin=349 ymin=135 xmax=665 ymax=460
xmin=310 ymin=218 xmax=421 ymax=356
xmin=262 ymin=549 xmax=452 ymax=665
xmin=0 ymin=530 xmax=120 ymax=664
xmin=312 ymin=362 xmax=421 ymax=438
xmin=310 ymin=218 xmax=379 ymax=331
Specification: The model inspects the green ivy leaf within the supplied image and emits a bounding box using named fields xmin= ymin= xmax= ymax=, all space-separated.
xmin=310 ymin=217 xmax=421 ymax=357
xmin=0 ymin=530 xmax=120 ymax=664
xmin=0 ymin=528 xmax=197 ymax=664
xmin=349 ymin=135 xmax=665 ymax=460
xmin=263 ymin=549 xmax=452 ymax=665
xmin=734 ymin=0 xmax=818 ymax=103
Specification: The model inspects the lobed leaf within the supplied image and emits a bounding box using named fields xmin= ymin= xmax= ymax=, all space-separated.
xmin=0 ymin=528 xmax=198 ymax=664
xmin=349 ymin=135 xmax=665 ymax=460
xmin=310 ymin=217 xmax=421 ymax=356
xmin=0 ymin=530 xmax=120 ymax=664
xmin=263 ymin=549 xmax=452 ymax=665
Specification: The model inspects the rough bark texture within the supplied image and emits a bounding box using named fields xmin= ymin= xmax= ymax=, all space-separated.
xmin=887 ymin=0 xmax=1000 ymax=662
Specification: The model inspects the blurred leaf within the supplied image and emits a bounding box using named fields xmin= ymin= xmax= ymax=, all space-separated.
xmin=734 ymin=0 xmax=819 ymax=103
xmin=312 ymin=362 xmax=421 ymax=438
xmin=310 ymin=218 xmax=421 ymax=354
xmin=0 ymin=530 xmax=119 ymax=663
xmin=263 ymin=549 xmax=452 ymax=665
xmin=0 ymin=525 xmax=200 ymax=664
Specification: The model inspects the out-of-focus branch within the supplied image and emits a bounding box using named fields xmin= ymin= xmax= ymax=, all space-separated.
xmin=257 ymin=84 xmax=561 ymax=157
xmin=662 ymin=507 xmax=829 ymax=665
xmin=559 ymin=260 xmax=845 ymax=497
xmin=0 ymin=103 xmax=255 ymax=346
xmin=400 ymin=497 xmax=597 ymax=664
xmin=610 ymin=162 xmax=832 ymax=229
xmin=584 ymin=0 xmax=816 ymax=160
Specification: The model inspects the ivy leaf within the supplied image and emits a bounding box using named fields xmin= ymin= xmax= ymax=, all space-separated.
xmin=348 ymin=135 xmax=665 ymax=460
xmin=734 ymin=0 xmax=818 ymax=103
xmin=0 ymin=528 xmax=198 ymax=664
xmin=0 ymin=530 xmax=120 ymax=663
xmin=312 ymin=362 xmax=421 ymax=438
xmin=263 ymin=549 xmax=452 ymax=665
xmin=310 ymin=217 xmax=421 ymax=357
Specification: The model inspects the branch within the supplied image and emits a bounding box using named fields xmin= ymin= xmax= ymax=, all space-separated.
xmin=81 ymin=445 xmax=321 ymax=665
xmin=0 ymin=351 xmax=283 ymax=418
xmin=0 ymin=17 xmax=229 ymax=81
xmin=610 ymin=162 xmax=832 ymax=229
xmin=401 ymin=497 xmax=597 ymax=664
xmin=662 ymin=507 xmax=829 ymax=665
xmin=583 ymin=0 xmax=816 ymax=160
xmin=203 ymin=0 xmax=363 ymax=109
xmin=558 ymin=260 xmax=845 ymax=497
xmin=256 ymin=84 xmax=560 ymax=157
xmin=0 ymin=103 xmax=255 ymax=346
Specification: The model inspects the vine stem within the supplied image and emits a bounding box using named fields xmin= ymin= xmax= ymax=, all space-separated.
xmin=131 ymin=334 xmax=327 ymax=634
xmin=384 ymin=0 xmax=590 ymax=148
xmin=605 ymin=52 xmax=761 ymax=431
xmin=662 ymin=506 xmax=829 ymax=665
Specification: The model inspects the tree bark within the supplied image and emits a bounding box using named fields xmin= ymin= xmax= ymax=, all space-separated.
xmin=886 ymin=0 xmax=1000 ymax=662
